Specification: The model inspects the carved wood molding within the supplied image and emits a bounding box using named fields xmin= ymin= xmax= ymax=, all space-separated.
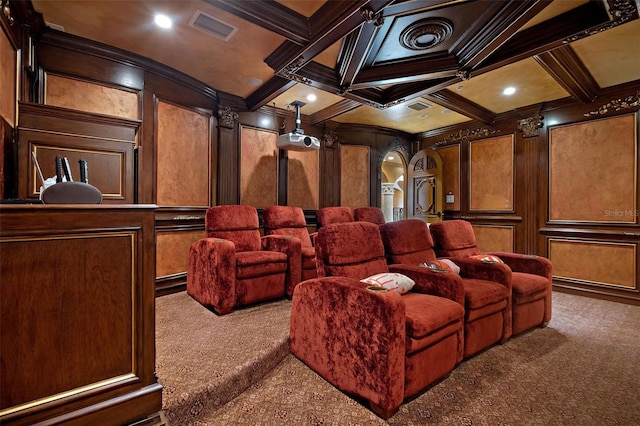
xmin=322 ymin=127 xmax=338 ymax=148
xmin=518 ymin=115 xmax=544 ymax=138
xmin=218 ymin=106 xmax=238 ymax=129
xmin=563 ymin=0 xmax=637 ymax=44
xmin=435 ymin=127 xmax=500 ymax=146
xmin=584 ymin=91 xmax=640 ymax=117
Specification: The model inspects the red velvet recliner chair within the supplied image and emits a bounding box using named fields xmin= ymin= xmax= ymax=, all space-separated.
xmin=316 ymin=206 xmax=353 ymax=228
xmin=263 ymin=205 xmax=317 ymax=283
xmin=429 ymin=220 xmax=552 ymax=336
xmin=187 ymin=205 xmax=300 ymax=315
xmin=290 ymin=221 xmax=464 ymax=419
xmin=353 ymin=206 xmax=385 ymax=225
xmin=379 ymin=219 xmax=512 ymax=358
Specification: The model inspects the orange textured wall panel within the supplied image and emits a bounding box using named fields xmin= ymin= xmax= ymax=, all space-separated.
xmin=240 ymin=126 xmax=278 ymax=208
xmin=156 ymin=101 xmax=211 ymax=207
xmin=472 ymin=225 xmax=514 ymax=253
xmin=340 ymin=145 xmax=370 ymax=208
xmin=438 ymin=144 xmax=460 ymax=211
xmin=288 ymin=149 xmax=319 ymax=209
xmin=549 ymin=238 xmax=637 ymax=289
xmin=45 ymin=74 xmax=139 ymax=120
xmin=156 ymin=229 xmax=205 ymax=278
xmin=549 ymin=114 xmax=637 ymax=223
xmin=469 ymin=135 xmax=514 ymax=212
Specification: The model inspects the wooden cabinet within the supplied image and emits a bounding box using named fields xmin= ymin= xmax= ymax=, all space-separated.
xmin=0 ymin=204 xmax=162 ymax=425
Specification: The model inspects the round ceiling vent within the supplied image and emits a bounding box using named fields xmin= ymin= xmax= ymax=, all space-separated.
xmin=400 ymin=18 xmax=454 ymax=51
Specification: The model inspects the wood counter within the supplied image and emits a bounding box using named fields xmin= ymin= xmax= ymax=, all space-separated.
xmin=0 ymin=204 xmax=163 ymax=425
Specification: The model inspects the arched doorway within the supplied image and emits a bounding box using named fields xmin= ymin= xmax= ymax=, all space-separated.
xmin=381 ymin=150 xmax=407 ymax=222
xmin=407 ymin=149 xmax=443 ymax=223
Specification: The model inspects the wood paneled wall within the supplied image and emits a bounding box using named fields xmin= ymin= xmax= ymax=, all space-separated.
xmin=423 ymin=86 xmax=640 ymax=305
xmin=6 ymin=30 xmax=413 ymax=295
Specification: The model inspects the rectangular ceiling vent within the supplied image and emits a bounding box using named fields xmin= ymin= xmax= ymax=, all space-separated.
xmin=189 ymin=11 xmax=238 ymax=42
xmin=407 ymin=101 xmax=432 ymax=111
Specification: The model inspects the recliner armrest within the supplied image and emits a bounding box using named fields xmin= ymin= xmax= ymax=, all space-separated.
xmin=290 ymin=276 xmax=406 ymax=416
xmin=486 ymin=252 xmax=552 ymax=280
xmin=187 ymin=238 xmax=236 ymax=315
xmin=388 ymin=264 xmax=465 ymax=306
xmin=450 ymin=257 xmax=512 ymax=290
xmin=262 ymin=234 xmax=302 ymax=297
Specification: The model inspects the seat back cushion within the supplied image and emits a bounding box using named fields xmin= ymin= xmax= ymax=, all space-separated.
xmin=315 ymin=222 xmax=388 ymax=279
xmin=206 ymin=205 xmax=261 ymax=252
xmin=429 ymin=220 xmax=481 ymax=257
xmin=317 ymin=207 xmax=354 ymax=228
xmin=354 ymin=207 xmax=385 ymax=225
xmin=379 ymin=219 xmax=437 ymax=264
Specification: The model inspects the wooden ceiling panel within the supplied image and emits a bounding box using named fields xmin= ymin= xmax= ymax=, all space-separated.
xmin=571 ymin=19 xmax=640 ymax=89
xmin=271 ymin=84 xmax=344 ymax=114
xmin=32 ymin=0 xmax=286 ymax=98
xmin=449 ymin=58 xmax=570 ymax=113
xmin=28 ymin=0 xmax=639 ymax=134
xmin=333 ymin=99 xmax=470 ymax=134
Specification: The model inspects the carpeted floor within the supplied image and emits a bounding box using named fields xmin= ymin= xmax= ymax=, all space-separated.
xmin=156 ymin=291 xmax=640 ymax=425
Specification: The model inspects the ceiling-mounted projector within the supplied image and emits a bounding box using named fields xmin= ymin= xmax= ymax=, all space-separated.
xmin=276 ymin=100 xmax=320 ymax=151
xmin=277 ymin=133 xmax=320 ymax=150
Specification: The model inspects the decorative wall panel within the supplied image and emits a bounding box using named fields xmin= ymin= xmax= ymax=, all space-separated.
xmin=0 ymin=27 xmax=16 ymax=126
xmin=156 ymin=229 xmax=205 ymax=278
xmin=340 ymin=144 xmax=370 ymax=208
xmin=469 ymin=135 xmax=514 ymax=212
xmin=17 ymin=102 xmax=138 ymax=203
xmin=549 ymin=238 xmax=637 ymax=289
xmin=549 ymin=114 xmax=637 ymax=223
xmin=0 ymin=205 xmax=161 ymax=425
xmin=288 ymin=149 xmax=319 ymax=209
xmin=156 ymin=100 xmax=211 ymax=207
xmin=45 ymin=74 xmax=139 ymax=120
xmin=437 ymin=144 xmax=460 ymax=211
xmin=472 ymin=224 xmax=514 ymax=252
xmin=240 ymin=126 xmax=278 ymax=208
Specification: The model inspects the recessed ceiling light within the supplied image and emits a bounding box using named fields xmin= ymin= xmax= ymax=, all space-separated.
xmin=387 ymin=156 xmax=395 ymax=160
xmin=503 ymin=86 xmax=516 ymax=95
xmin=441 ymin=109 xmax=452 ymax=114
xmin=155 ymin=14 xmax=173 ymax=29
xmin=419 ymin=114 xmax=428 ymax=118
xmin=306 ymin=94 xmax=317 ymax=102
xmin=246 ymin=78 xmax=262 ymax=86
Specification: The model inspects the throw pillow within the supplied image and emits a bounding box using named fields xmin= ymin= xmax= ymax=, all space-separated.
xmin=361 ymin=272 xmax=415 ymax=294
xmin=421 ymin=259 xmax=460 ymax=274
xmin=470 ymin=254 xmax=504 ymax=264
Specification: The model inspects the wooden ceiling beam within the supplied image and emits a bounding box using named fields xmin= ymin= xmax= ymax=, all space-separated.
xmin=203 ymin=0 xmax=311 ymax=45
xmin=351 ymin=53 xmax=459 ymax=89
xmin=534 ymin=46 xmax=599 ymax=104
xmin=337 ymin=19 xmax=382 ymax=90
xmin=457 ymin=0 xmax=553 ymax=70
xmin=265 ymin=0 xmax=393 ymax=76
xmin=480 ymin=2 xmax=612 ymax=73
xmin=245 ymin=75 xmax=296 ymax=111
xmin=424 ymin=89 xmax=496 ymax=124
xmin=309 ymin=99 xmax=361 ymax=125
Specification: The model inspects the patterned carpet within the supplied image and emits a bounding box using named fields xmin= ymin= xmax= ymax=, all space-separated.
xmin=156 ymin=291 xmax=640 ymax=425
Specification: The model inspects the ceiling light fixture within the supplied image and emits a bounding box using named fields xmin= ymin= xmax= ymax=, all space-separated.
xmin=503 ymin=86 xmax=516 ymax=95
xmin=388 ymin=156 xmax=395 ymax=160
xmin=306 ymin=94 xmax=317 ymax=102
xmin=155 ymin=14 xmax=173 ymax=29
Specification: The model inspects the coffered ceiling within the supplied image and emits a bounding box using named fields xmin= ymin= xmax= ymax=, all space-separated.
xmin=31 ymin=0 xmax=640 ymax=135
